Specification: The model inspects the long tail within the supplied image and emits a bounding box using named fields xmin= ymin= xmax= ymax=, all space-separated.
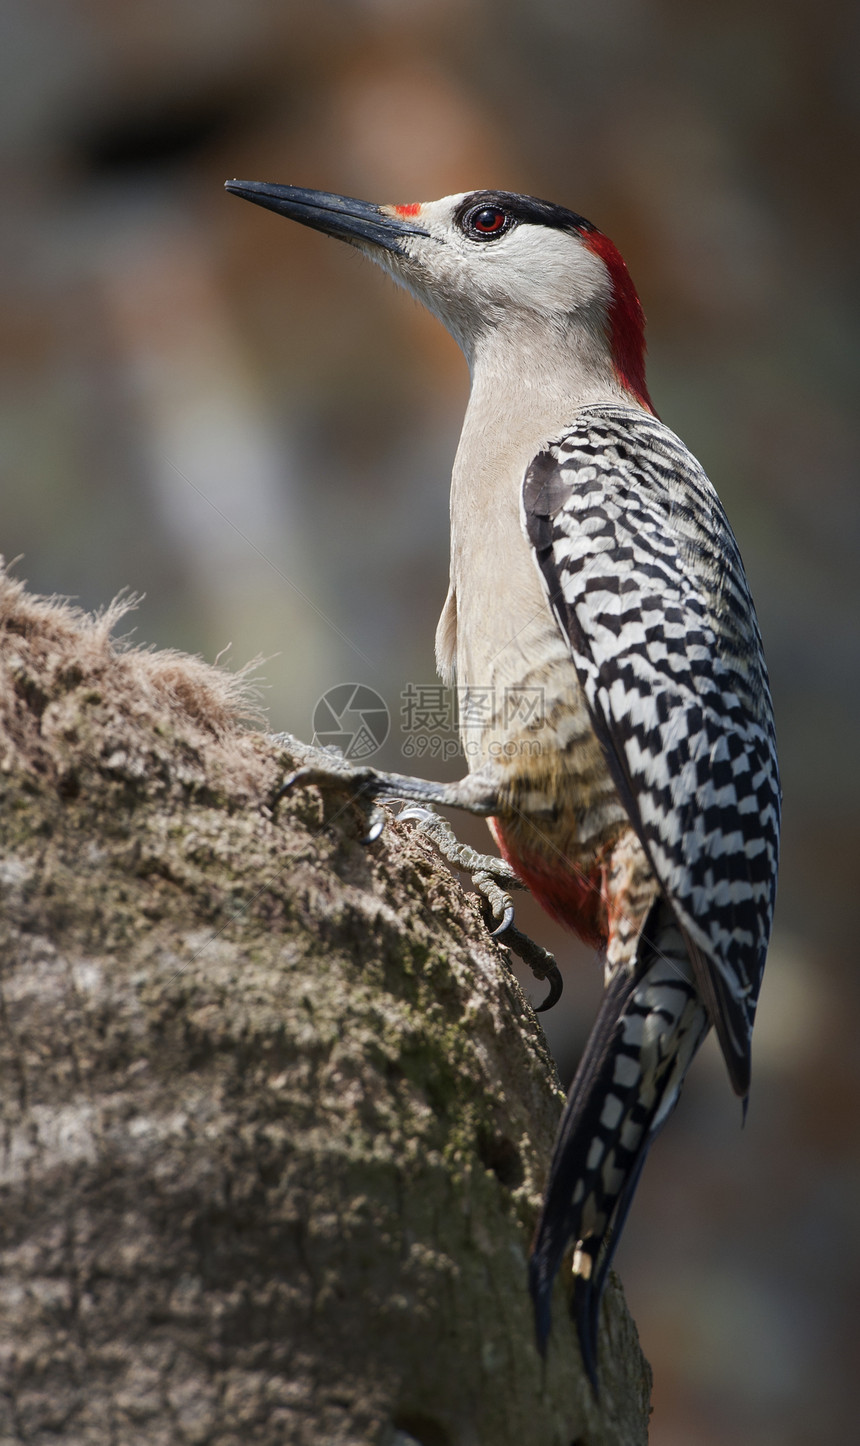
xmin=529 ymin=898 xmax=709 ymax=1387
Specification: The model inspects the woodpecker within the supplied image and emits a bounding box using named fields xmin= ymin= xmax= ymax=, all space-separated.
xmin=225 ymin=180 xmax=781 ymax=1385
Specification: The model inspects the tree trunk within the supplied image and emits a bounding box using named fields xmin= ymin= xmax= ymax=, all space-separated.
xmin=0 ymin=563 xmax=651 ymax=1446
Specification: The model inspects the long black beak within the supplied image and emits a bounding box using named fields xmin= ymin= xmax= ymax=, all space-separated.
xmin=224 ymin=180 xmax=428 ymax=253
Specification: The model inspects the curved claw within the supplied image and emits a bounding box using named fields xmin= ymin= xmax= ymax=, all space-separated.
xmin=397 ymin=805 xmax=438 ymax=826
xmin=490 ymin=899 xmax=516 ymax=936
xmin=472 ymin=868 xmax=516 ymax=937
xmin=361 ymin=806 xmax=386 ymax=844
xmin=534 ymin=964 xmax=564 ymax=1013
xmin=277 ymin=768 xmax=304 ymax=799
xmin=484 ymin=907 xmax=564 ymax=1014
xmin=278 ymin=763 xmax=378 ymax=800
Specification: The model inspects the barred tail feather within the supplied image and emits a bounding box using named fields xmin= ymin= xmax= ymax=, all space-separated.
xmin=529 ymin=899 xmax=709 ymax=1387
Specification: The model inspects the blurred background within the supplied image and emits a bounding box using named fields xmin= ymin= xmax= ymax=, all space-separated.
xmin=2 ymin=1 xmax=858 ymax=1441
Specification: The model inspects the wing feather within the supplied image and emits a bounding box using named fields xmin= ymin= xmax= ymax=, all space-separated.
xmin=522 ymin=405 xmax=780 ymax=1094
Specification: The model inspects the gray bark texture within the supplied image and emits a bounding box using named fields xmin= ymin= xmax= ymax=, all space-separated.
xmin=0 ymin=563 xmax=651 ymax=1446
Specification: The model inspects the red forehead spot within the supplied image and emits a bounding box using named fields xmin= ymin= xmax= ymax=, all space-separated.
xmin=583 ymin=230 xmax=654 ymax=415
xmin=395 ymin=203 xmax=421 ymax=217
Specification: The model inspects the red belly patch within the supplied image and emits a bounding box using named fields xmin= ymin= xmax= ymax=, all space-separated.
xmin=488 ymin=818 xmax=608 ymax=951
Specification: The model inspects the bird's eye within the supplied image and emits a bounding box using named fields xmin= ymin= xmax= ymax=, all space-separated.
xmin=463 ymin=205 xmax=511 ymax=240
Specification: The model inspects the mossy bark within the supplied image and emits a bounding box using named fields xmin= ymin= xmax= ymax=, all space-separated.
xmin=0 ymin=571 xmax=651 ymax=1445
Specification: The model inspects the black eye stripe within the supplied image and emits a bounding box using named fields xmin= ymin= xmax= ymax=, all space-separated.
xmin=453 ymin=190 xmax=595 ymax=242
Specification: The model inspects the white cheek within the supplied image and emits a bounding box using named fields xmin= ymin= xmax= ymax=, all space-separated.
xmin=382 ymin=247 xmax=483 ymax=355
xmin=383 ymin=207 xmax=612 ymax=356
xmin=481 ymin=227 xmax=611 ymax=313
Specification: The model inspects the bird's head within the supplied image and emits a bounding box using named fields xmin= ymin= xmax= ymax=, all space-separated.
xmin=225 ymin=181 xmax=651 ymax=411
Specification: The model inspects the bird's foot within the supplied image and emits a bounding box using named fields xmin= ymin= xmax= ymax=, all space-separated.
xmin=279 ymin=753 xmax=392 ymax=842
xmin=279 ymin=747 xmax=562 ymax=1010
xmin=398 ymin=806 xmax=563 ymax=1013
xmin=485 ymin=913 xmax=563 ymax=1013
xmin=280 ymin=748 xmax=501 ymax=825
xmin=397 ymin=806 xmax=522 ymax=930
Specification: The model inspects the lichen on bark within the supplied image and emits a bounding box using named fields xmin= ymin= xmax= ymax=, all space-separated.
xmin=0 ymin=562 xmax=651 ymax=1445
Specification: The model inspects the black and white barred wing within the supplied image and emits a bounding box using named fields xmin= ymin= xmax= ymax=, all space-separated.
xmin=522 ymin=404 xmax=780 ymax=1095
